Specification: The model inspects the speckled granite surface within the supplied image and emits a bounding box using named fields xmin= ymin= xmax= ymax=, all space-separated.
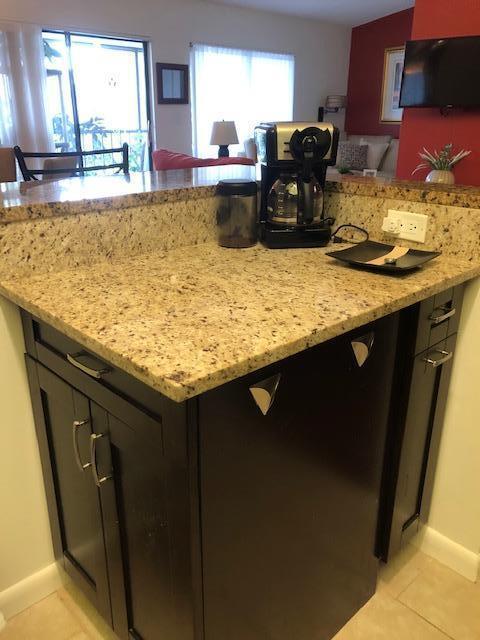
xmin=2 ymin=169 xmax=480 ymax=223
xmin=327 ymin=174 xmax=480 ymax=209
xmin=1 ymin=243 xmax=478 ymax=402
xmin=0 ymin=167 xmax=257 ymax=223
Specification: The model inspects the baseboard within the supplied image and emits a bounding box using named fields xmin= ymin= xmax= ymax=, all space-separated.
xmin=0 ymin=562 xmax=62 ymax=620
xmin=413 ymin=525 xmax=479 ymax=582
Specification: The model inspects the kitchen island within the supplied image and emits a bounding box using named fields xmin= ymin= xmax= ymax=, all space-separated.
xmin=1 ymin=169 xmax=480 ymax=639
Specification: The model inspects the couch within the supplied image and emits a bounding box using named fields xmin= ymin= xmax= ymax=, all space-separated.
xmin=327 ymin=134 xmax=399 ymax=179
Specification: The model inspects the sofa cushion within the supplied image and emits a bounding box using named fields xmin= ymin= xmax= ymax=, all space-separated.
xmin=360 ymin=138 xmax=390 ymax=170
xmin=152 ymin=149 xmax=254 ymax=171
xmin=337 ymin=141 xmax=368 ymax=171
xmin=380 ymin=139 xmax=399 ymax=174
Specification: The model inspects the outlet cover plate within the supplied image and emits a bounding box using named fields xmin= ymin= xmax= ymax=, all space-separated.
xmin=387 ymin=209 xmax=428 ymax=243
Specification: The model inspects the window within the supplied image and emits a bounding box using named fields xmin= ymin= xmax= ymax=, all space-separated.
xmin=43 ymin=31 xmax=152 ymax=171
xmin=191 ymin=43 xmax=294 ymax=157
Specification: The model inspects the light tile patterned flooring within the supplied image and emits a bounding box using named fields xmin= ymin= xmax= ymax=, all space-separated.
xmin=2 ymin=546 xmax=479 ymax=639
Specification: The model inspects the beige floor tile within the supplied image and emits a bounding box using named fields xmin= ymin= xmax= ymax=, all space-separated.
xmin=57 ymin=586 xmax=118 ymax=640
xmin=378 ymin=545 xmax=434 ymax=598
xmin=333 ymin=591 xmax=451 ymax=640
xmin=1 ymin=592 xmax=82 ymax=640
xmin=399 ymin=560 xmax=480 ymax=640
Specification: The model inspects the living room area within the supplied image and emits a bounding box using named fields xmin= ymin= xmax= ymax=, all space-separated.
xmin=2 ymin=1 xmax=480 ymax=640
xmin=1 ymin=0 xmax=479 ymax=185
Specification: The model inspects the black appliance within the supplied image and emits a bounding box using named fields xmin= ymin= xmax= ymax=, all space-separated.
xmin=400 ymin=35 xmax=480 ymax=108
xmin=255 ymin=122 xmax=339 ymax=249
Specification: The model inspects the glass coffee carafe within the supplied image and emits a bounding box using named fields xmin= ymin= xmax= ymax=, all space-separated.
xmin=267 ymin=173 xmax=324 ymax=228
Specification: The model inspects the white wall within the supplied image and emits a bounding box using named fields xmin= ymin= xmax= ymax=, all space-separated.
xmin=0 ymin=0 xmax=351 ymax=154
xmin=420 ymin=279 xmax=480 ymax=579
xmin=0 ymin=298 xmax=57 ymax=616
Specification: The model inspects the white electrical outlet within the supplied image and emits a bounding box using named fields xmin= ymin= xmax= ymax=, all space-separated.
xmin=382 ymin=209 xmax=428 ymax=243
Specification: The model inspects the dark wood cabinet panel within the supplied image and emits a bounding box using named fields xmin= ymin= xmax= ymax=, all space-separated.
xmin=377 ymin=286 xmax=463 ymax=561
xmin=96 ymin=408 xmax=187 ymax=640
xmin=198 ymin=315 xmax=398 ymax=640
xmin=29 ymin=362 xmax=111 ymax=623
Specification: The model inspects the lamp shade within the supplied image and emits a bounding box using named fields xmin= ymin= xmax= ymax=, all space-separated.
xmin=325 ymin=95 xmax=346 ymax=110
xmin=210 ymin=121 xmax=239 ymax=146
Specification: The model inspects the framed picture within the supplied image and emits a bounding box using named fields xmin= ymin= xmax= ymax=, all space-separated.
xmin=380 ymin=47 xmax=405 ymax=123
xmin=156 ymin=63 xmax=189 ymax=104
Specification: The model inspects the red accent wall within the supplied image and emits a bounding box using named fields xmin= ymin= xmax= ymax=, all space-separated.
xmin=345 ymin=9 xmax=414 ymax=138
xmin=397 ymin=0 xmax=480 ymax=184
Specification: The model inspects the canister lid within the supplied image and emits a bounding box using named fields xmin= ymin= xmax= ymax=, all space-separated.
xmin=216 ymin=179 xmax=258 ymax=196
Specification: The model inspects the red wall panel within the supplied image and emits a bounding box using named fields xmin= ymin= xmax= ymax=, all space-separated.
xmin=397 ymin=0 xmax=480 ymax=184
xmin=345 ymin=9 xmax=414 ymax=138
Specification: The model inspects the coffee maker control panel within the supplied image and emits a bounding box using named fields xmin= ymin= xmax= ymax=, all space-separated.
xmin=255 ymin=121 xmax=338 ymax=166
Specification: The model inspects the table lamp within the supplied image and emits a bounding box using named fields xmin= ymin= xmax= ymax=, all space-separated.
xmin=210 ymin=121 xmax=239 ymax=157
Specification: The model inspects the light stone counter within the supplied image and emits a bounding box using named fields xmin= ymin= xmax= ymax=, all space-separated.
xmin=3 ymin=169 xmax=480 ymax=224
xmin=1 ymin=242 xmax=478 ymax=402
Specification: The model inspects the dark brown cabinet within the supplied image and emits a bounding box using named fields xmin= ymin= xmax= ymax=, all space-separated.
xmin=377 ymin=286 xmax=464 ymax=561
xmin=29 ymin=364 xmax=111 ymax=622
xmin=199 ymin=315 xmax=398 ymax=640
xmin=21 ymin=292 xmax=459 ymax=640
xmin=26 ymin=353 xmax=195 ymax=640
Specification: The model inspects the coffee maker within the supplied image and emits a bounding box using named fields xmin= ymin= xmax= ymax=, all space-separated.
xmin=254 ymin=122 xmax=339 ymax=248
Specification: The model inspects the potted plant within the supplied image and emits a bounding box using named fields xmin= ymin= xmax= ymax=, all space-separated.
xmin=412 ymin=143 xmax=471 ymax=184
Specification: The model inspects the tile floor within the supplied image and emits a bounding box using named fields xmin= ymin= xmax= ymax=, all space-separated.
xmin=1 ymin=546 xmax=479 ymax=639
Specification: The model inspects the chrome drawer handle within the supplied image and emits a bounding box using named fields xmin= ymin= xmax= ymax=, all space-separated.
xmin=90 ymin=433 xmax=112 ymax=487
xmin=73 ymin=419 xmax=92 ymax=471
xmin=67 ymin=352 xmax=111 ymax=379
xmin=249 ymin=373 xmax=281 ymax=415
xmin=423 ymin=349 xmax=453 ymax=368
xmin=428 ymin=306 xmax=456 ymax=325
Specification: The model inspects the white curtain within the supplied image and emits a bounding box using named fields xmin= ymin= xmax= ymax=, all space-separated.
xmin=191 ymin=43 xmax=294 ymax=157
xmin=0 ymin=21 xmax=53 ymax=153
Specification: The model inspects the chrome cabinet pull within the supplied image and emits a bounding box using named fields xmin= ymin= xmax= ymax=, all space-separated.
xmin=351 ymin=331 xmax=375 ymax=367
xmin=67 ymin=352 xmax=111 ymax=379
xmin=423 ymin=349 xmax=453 ymax=368
xmin=249 ymin=373 xmax=281 ymax=416
xmin=73 ymin=420 xmax=91 ymax=471
xmin=90 ymin=433 xmax=112 ymax=487
xmin=428 ymin=306 xmax=456 ymax=325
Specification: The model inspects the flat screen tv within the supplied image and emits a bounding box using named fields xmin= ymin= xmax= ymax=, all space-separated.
xmin=399 ymin=35 xmax=480 ymax=108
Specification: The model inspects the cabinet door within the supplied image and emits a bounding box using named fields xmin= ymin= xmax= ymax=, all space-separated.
xmin=31 ymin=363 xmax=111 ymax=622
xmin=91 ymin=400 xmax=194 ymax=640
xmin=387 ymin=334 xmax=457 ymax=556
xmin=199 ymin=315 xmax=398 ymax=640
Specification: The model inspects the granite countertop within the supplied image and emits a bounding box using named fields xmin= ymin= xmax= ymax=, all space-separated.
xmin=0 ymin=166 xmax=257 ymax=223
xmin=1 ymin=242 xmax=478 ymax=402
xmin=2 ymin=169 xmax=480 ymax=224
xmin=326 ymin=174 xmax=480 ymax=208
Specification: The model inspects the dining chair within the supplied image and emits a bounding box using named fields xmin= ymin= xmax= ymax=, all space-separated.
xmin=13 ymin=144 xmax=129 ymax=181
xmin=0 ymin=148 xmax=17 ymax=182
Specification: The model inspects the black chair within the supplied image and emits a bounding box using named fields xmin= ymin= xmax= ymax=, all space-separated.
xmin=13 ymin=143 xmax=129 ymax=181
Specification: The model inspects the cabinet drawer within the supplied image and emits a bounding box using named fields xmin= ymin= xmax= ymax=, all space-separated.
xmin=415 ymin=285 xmax=464 ymax=354
xmin=22 ymin=312 xmax=165 ymax=419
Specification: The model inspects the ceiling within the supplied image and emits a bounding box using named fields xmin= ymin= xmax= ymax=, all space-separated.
xmin=208 ymin=0 xmax=415 ymax=26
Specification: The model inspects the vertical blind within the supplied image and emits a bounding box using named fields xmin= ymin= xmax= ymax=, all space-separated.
xmin=191 ymin=43 xmax=294 ymax=157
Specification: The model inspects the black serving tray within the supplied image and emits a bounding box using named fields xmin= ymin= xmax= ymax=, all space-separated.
xmin=326 ymin=240 xmax=440 ymax=273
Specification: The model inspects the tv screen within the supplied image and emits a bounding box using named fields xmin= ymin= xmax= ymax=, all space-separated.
xmin=399 ymin=35 xmax=480 ymax=108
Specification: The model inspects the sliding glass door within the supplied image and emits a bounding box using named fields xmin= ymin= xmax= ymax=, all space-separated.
xmin=43 ymin=31 xmax=152 ymax=172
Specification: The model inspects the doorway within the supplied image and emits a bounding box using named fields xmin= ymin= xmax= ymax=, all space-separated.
xmin=43 ymin=30 xmax=152 ymax=172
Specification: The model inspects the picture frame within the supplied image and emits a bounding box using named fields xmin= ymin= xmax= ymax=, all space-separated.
xmin=380 ymin=47 xmax=405 ymax=123
xmin=156 ymin=62 xmax=189 ymax=104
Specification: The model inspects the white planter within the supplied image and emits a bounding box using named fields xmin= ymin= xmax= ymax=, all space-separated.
xmin=426 ymin=169 xmax=455 ymax=185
